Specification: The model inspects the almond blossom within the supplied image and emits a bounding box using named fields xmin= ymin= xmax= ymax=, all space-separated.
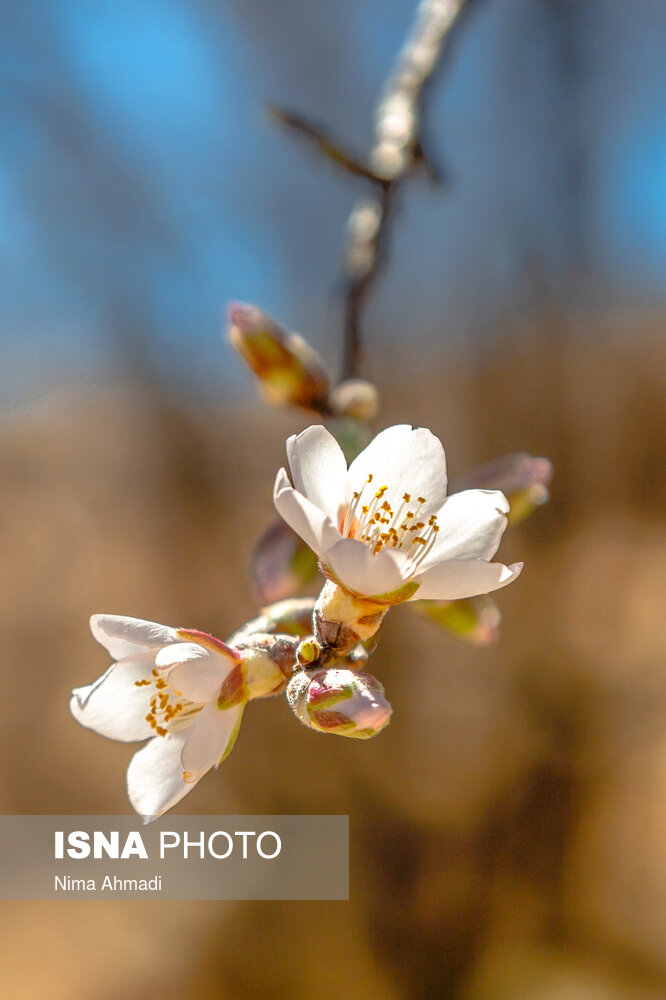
xmin=273 ymin=424 xmax=523 ymax=603
xmin=70 ymin=615 xmax=295 ymax=821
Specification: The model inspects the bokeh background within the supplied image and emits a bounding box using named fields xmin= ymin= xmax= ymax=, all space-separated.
xmin=2 ymin=0 xmax=666 ymax=997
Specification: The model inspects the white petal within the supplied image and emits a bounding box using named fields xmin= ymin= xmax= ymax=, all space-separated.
xmin=421 ymin=489 xmax=510 ymax=567
xmin=286 ymin=425 xmax=348 ymax=522
xmin=325 ymin=538 xmax=409 ymax=597
xmin=156 ymin=643 xmax=234 ymax=703
xmin=126 ymin=732 xmax=192 ymax=822
xmin=181 ymin=701 xmax=245 ymax=780
xmin=411 ymin=560 xmax=523 ymax=601
xmin=70 ymin=651 xmax=157 ymax=742
xmin=273 ymin=470 xmax=341 ymax=558
xmin=90 ymin=615 xmax=178 ymax=660
xmin=347 ymin=425 xmax=447 ymax=516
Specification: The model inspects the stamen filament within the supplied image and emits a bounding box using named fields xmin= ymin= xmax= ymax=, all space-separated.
xmin=341 ymin=474 xmax=440 ymax=568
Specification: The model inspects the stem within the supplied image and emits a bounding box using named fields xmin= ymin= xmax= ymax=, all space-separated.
xmin=340 ymin=0 xmax=472 ymax=380
xmin=313 ymin=580 xmax=389 ymax=655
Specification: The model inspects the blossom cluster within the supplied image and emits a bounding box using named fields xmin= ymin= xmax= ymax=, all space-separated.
xmin=70 ymin=304 xmax=551 ymax=821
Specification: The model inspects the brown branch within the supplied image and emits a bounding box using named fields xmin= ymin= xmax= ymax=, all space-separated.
xmin=341 ymin=0 xmax=473 ymax=380
xmin=267 ymin=105 xmax=382 ymax=184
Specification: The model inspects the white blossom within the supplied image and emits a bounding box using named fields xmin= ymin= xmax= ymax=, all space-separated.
xmin=273 ymin=424 xmax=522 ymax=602
xmin=70 ymin=615 xmax=290 ymax=821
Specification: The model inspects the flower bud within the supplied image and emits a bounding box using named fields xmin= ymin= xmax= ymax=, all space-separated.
xmin=414 ymin=594 xmax=501 ymax=646
xmin=227 ymin=302 xmax=331 ymax=415
xmin=329 ymin=379 xmax=380 ymax=421
xmin=452 ymin=453 xmax=553 ymax=526
xmin=287 ymin=667 xmax=392 ymax=739
xmin=296 ymin=637 xmax=321 ymax=666
xmin=232 ymin=632 xmax=298 ymax=700
xmin=230 ymin=597 xmax=316 ymax=644
xmin=251 ymin=518 xmax=319 ymax=604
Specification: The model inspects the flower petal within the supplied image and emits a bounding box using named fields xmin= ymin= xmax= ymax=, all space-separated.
xmin=411 ymin=559 xmax=523 ymax=601
xmin=181 ymin=700 xmax=245 ymax=781
xmin=422 ymin=489 xmax=510 ymax=566
xmin=286 ymin=425 xmax=348 ymax=521
xmin=346 ymin=425 xmax=447 ymax=517
xmin=325 ymin=538 xmax=409 ymax=597
xmin=155 ymin=643 xmax=233 ymax=703
xmin=90 ymin=614 xmax=178 ymax=660
xmin=70 ymin=651 xmax=157 ymax=742
xmin=126 ymin=732 xmax=192 ymax=822
xmin=273 ymin=469 xmax=341 ymax=558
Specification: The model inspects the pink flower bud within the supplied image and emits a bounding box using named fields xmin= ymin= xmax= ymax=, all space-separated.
xmin=452 ymin=452 xmax=553 ymax=526
xmin=287 ymin=667 xmax=392 ymax=739
xmin=251 ymin=518 xmax=319 ymax=604
xmin=227 ymin=302 xmax=331 ymax=415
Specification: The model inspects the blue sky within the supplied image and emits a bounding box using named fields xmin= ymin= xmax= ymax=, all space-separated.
xmin=2 ymin=0 xmax=666 ymax=406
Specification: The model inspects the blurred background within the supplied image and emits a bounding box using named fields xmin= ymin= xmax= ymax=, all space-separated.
xmin=2 ymin=0 xmax=666 ymax=997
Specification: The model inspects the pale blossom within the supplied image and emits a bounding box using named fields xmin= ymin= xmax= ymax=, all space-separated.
xmin=273 ymin=424 xmax=522 ymax=602
xmin=70 ymin=615 xmax=295 ymax=821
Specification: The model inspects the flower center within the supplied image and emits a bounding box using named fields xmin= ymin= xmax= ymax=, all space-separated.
xmin=341 ymin=474 xmax=440 ymax=572
xmin=134 ymin=668 xmax=201 ymax=737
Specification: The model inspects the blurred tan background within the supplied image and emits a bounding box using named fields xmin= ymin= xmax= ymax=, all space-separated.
xmin=3 ymin=0 xmax=666 ymax=995
xmin=1 ymin=325 xmax=665 ymax=999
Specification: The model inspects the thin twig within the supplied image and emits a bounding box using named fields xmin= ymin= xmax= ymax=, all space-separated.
xmin=266 ymin=105 xmax=381 ymax=184
xmin=341 ymin=0 xmax=472 ymax=380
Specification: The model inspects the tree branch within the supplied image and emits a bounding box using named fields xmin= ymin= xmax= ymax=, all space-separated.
xmin=341 ymin=0 xmax=472 ymax=380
